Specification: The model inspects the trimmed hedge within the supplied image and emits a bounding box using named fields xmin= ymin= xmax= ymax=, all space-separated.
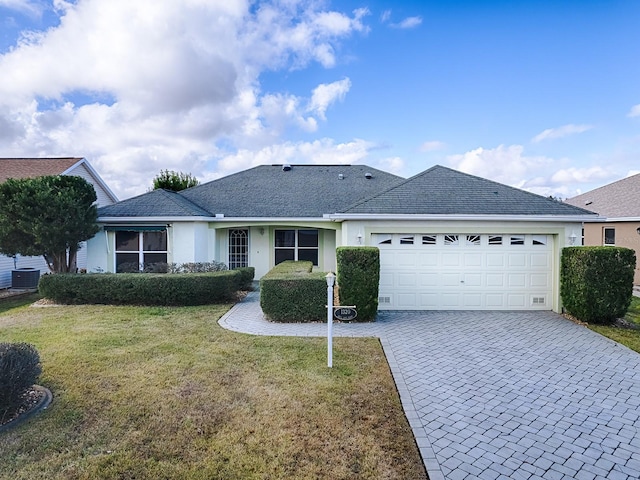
xmin=260 ymin=261 xmax=327 ymax=322
xmin=336 ymin=246 xmax=380 ymax=322
xmin=561 ymin=246 xmax=636 ymax=324
xmin=38 ymin=271 xmax=241 ymax=306
xmin=0 ymin=343 xmax=42 ymax=415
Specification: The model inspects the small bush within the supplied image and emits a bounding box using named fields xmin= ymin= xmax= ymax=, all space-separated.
xmin=260 ymin=261 xmax=327 ymax=322
xmin=234 ymin=267 xmax=255 ymax=290
xmin=0 ymin=343 xmax=42 ymax=416
xmin=561 ymin=246 xmax=636 ymax=324
xmin=336 ymin=247 xmax=380 ymax=322
xmin=39 ymin=271 xmax=241 ymax=306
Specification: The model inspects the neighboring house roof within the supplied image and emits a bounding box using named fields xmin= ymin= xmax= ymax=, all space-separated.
xmin=565 ymin=173 xmax=640 ymax=218
xmin=341 ymin=165 xmax=597 ymax=217
xmin=0 ymin=157 xmax=118 ymax=205
xmin=100 ymin=164 xmax=404 ymax=219
xmin=0 ymin=157 xmax=81 ymax=182
xmin=99 ymin=188 xmax=212 ymax=217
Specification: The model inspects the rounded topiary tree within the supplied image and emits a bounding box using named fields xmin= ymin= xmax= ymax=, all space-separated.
xmin=561 ymin=246 xmax=636 ymax=324
xmin=0 ymin=343 xmax=42 ymax=417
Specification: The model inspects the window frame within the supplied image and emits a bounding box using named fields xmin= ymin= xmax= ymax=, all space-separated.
xmin=115 ymin=230 xmax=168 ymax=272
xmin=229 ymin=229 xmax=249 ymax=269
xmin=274 ymin=229 xmax=319 ymax=266
xmin=604 ymin=227 xmax=616 ymax=246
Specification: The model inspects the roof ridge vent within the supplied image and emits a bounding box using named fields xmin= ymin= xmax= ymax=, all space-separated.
xmin=338 ymin=173 xmax=344 ymax=180
xmin=282 ymin=164 xmax=292 ymax=172
xmin=365 ymin=172 xmax=372 ymax=179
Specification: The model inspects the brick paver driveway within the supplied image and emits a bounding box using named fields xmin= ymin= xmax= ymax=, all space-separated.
xmin=220 ymin=291 xmax=640 ymax=480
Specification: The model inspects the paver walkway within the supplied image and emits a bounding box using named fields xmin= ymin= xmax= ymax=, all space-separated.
xmin=219 ymin=289 xmax=640 ymax=480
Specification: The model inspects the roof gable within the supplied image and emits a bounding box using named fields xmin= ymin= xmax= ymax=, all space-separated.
xmin=98 ymin=189 xmax=211 ymax=217
xmin=178 ymin=164 xmax=404 ymax=218
xmin=342 ymin=165 xmax=597 ymax=216
xmin=0 ymin=157 xmax=83 ymax=183
xmin=565 ymin=173 xmax=640 ymax=218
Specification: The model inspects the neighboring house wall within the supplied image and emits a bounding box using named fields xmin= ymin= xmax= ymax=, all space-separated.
xmin=583 ymin=221 xmax=640 ymax=284
xmin=66 ymin=162 xmax=117 ymax=207
xmin=1 ymin=159 xmax=117 ymax=287
xmin=0 ymin=255 xmax=48 ymax=289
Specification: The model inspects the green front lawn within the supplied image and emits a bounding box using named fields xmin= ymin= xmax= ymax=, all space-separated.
xmin=587 ymin=296 xmax=640 ymax=353
xmin=0 ymin=295 xmax=426 ymax=479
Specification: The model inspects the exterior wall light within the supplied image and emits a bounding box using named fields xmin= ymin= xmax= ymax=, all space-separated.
xmin=569 ymin=232 xmax=578 ymax=245
xmin=356 ymin=232 xmax=363 ymax=244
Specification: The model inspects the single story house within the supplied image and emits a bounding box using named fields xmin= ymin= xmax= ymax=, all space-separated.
xmin=565 ymin=172 xmax=640 ymax=284
xmin=0 ymin=157 xmax=118 ymax=288
xmin=87 ymin=164 xmax=598 ymax=312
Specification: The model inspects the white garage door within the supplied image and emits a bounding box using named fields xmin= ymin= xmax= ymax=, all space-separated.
xmin=375 ymin=233 xmax=553 ymax=310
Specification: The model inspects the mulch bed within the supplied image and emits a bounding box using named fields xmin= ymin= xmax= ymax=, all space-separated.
xmin=0 ymin=387 xmax=45 ymax=428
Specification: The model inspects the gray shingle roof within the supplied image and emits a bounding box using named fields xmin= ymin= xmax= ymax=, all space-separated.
xmin=98 ymin=188 xmax=211 ymax=217
xmin=565 ymin=173 xmax=640 ymax=218
xmin=178 ymin=164 xmax=404 ymax=217
xmin=341 ymin=165 xmax=597 ymax=216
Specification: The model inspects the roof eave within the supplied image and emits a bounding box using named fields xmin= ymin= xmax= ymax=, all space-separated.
xmin=325 ymin=213 xmax=603 ymax=222
xmin=98 ymin=216 xmax=331 ymax=223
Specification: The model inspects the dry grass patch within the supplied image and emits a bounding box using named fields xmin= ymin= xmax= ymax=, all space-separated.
xmin=0 ymin=297 xmax=426 ymax=479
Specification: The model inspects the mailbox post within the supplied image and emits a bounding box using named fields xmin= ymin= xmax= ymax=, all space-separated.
xmin=325 ymin=272 xmax=336 ymax=368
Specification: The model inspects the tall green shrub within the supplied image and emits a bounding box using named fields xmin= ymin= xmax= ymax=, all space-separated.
xmin=336 ymin=247 xmax=380 ymax=322
xmin=0 ymin=343 xmax=42 ymax=416
xmin=561 ymin=246 xmax=635 ymax=324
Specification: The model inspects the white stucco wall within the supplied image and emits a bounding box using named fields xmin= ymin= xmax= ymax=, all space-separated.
xmin=171 ymin=222 xmax=210 ymax=264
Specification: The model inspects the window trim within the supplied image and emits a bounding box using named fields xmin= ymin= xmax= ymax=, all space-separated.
xmin=114 ymin=229 xmax=168 ymax=272
xmin=274 ymin=229 xmax=319 ymax=266
xmin=229 ymin=229 xmax=249 ymax=269
xmin=604 ymin=227 xmax=616 ymax=246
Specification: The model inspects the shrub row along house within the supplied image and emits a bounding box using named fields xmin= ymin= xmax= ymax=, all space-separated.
xmin=0 ymin=158 xmax=118 ymax=289
xmin=87 ymin=164 xmax=597 ymax=312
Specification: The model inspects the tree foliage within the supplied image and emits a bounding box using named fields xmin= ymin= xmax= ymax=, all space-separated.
xmin=0 ymin=175 xmax=99 ymax=273
xmin=152 ymin=170 xmax=199 ymax=191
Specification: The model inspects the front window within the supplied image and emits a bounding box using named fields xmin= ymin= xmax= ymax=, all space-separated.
xmin=115 ymin=230 xmax=167 ymax=272
xmin=604 ymin=228 xmax=615 ymax=245
xmin=275 ymin=229 xmax=318 ymax=265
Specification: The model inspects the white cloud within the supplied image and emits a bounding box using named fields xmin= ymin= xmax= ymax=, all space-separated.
xmin=531 ymin=124 xmax=593 ymax=143
xmin=0 ymin=0 xmax=369 ymax=198
xmin=212 ymin=138 xmax=376 ymax=181
xmin=550 ymin=166 xmax=612 ymax=184
xmin=628 ymin=104 xmax=640 ymax=118
xmin=447 ymin=144 xmax=623 ymax=199
xmin=376 ymin=156 xmax=404 ymax=175
xmin=308 ymin=78 xmax=351 ymax=120
xmin=380 ymin=10 xmax=391 ymax=23
xmin=447 ymin=144 xmax=554 ymax=188
xmin=390 ymin=16 xmax=422 ymax=29
xmin=420 ymin=140 xmax=446 ymax=152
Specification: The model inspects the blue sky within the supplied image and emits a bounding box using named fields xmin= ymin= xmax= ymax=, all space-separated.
xmin=0 ymin=0 xmax=638 ymax=199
